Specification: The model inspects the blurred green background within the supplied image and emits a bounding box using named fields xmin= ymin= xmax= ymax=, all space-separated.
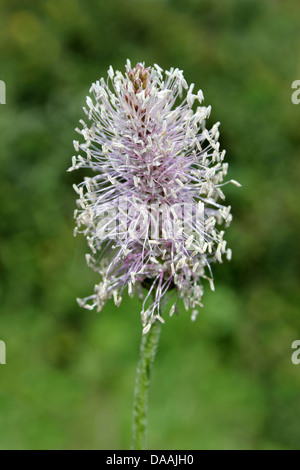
xmin=0 ymin=0 xmax=300 ymax=450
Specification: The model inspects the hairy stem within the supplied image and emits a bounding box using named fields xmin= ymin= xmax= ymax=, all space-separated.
xmin=132 ymin=320 xmax=161 ymax=450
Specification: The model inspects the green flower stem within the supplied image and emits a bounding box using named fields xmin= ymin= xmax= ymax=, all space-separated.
xmin=132 ymin=320 xmax=162 ymax=450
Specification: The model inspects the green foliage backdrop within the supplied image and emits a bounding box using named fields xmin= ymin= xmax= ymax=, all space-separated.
xmin=0 ymin=0 xmax=300 ymax=449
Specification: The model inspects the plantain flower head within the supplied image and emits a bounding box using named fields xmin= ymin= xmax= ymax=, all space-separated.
xmin=69 ymin=60 xmax=240 ymax=334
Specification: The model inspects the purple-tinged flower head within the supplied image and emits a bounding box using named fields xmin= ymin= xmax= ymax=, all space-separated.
xmin=69 ymin=60 xmax=240 ymax=334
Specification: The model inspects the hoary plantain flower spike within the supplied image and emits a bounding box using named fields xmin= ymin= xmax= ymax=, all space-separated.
xmin=69 ymin=60 xmax=240 ymax=334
